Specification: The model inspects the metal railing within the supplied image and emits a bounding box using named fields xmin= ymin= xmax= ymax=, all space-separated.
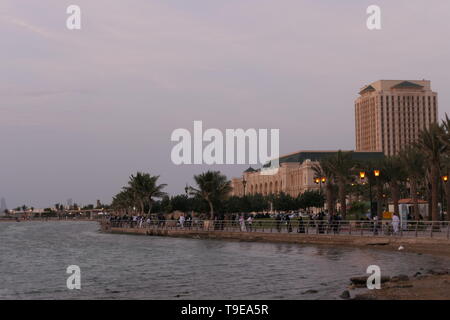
xmin=106 ymin=219 xmax=450 ymax=239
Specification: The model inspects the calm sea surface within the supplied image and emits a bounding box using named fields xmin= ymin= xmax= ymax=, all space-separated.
xmin=0 ymin=221 xmax=448 ymax=299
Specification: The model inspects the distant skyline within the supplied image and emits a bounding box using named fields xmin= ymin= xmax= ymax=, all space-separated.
xmin=1 ymin=0 xmax=450 ymax=208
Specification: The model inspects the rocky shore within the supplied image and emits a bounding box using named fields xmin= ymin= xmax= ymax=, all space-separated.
xmin=341 ymin=268 xmax=450 ymax=300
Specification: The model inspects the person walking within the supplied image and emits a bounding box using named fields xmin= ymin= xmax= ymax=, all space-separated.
xmin=275 ymin=214 xmax=282 ymax=232
xmin=317 ymin=211 xmax=325 ymax=234
xmin=392 ymin=213 xmax=400 ymax=235
xmin=186 ymin=214 xmax=192 ymax=228
xmin=286 ymin=214 xmax=292 ymax=233
xmin=297 ymin=216 xmax=305 ymax=233
xmin=372 ymin=215 xmax=379 ymax=235
xmin=239 ymin=215 xmax=246 ymax=232
xmin=179 ymin=214 xmax=185 ymax=229
xmin=327 ymin=214 xmax=333 ymax=234
xmin=246 ymin=216 xmax=253 ymax=232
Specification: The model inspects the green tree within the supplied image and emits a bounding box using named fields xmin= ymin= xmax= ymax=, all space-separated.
xmin=325 ymin=150 xmax=355 ymax=218
xmin=111 ymin=188 xmax=135 ymax=214
xmin=126 ymin=172 xmax=167 ymax=215
xmin=439 ymin=114 xmax=450 ymax=220
xmin=399 ymin=146 xmax=425 ymax=220
xmin=415 ymin=123 xmax=447 ymax=221
xmin=188 ymin=171 xmax=232 ymax=219
xmin=170 ymin=194 xmax=190 ymax=212
xmin=312 ymin=157 xmax=336 ymax=215
xmin=299 ymin=190 xmax=325 ymax=210
xmin=272 ymin=192 xmax=296 ymax=211
xmin=380 ymin=156 xmax=406 ymax=216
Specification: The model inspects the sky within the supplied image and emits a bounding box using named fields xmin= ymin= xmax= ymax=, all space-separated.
xmin=1 ymin=0 xmax=450 ymax=209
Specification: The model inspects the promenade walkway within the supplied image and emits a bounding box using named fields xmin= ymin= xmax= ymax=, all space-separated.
xmin=106 ymin=219 xmax=450 ymax=240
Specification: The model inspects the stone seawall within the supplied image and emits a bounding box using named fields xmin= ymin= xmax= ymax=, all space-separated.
xmin=104 ymin=226 xmax=450 ymax=258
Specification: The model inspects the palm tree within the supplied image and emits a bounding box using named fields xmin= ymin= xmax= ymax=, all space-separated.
xmin=399 ymin=146 xmax=425 ymax=220
xmin=440 ymin=156 xmax=450 ymax=221
xmin=380 ymin=156 xmax=406 ymax=216
xmin=127 ymin=172 xmax=167 ymax=215
xmin=126 ymin=172 xmax=147 ymax=214
xmin=440 ymin=113 xmax=450 ymax=141
xmin=312 ymin=158 xmax=336 ymax=216
xmin=439 ymin=114 xmax=450 ymax=220
xmin=143 ymin=175 xmax=167 ymax=215
xmin=188 ymin=171 xmax=232 ymax=219
xmin=415 ymin=123 xmax=447 ymax=221
xmin=112 ymin=188 xmax=135 ymax=214
xmin=325 ymin=150 xmax=355 ymax=218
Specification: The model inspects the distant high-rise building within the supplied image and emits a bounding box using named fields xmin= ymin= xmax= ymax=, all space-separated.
xmin=355 ymin=80 xmax=438 ymax=156
xmin=0 ymin=197 xmax=7 ymax=215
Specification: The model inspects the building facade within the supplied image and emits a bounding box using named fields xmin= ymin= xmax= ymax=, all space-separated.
xmin=355 ymin=80 xmax=438 ymax=156
xmin=231 ymin=151 xmax=384 ymax=197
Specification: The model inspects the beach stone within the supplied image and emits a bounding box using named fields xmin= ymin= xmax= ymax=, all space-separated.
xmin=413 ymin=272 xmax=422 ymax=277
xmin=392 ymin=284 xmax=413 ymax=289
xmin=427 ymin=269 xmax=449 ymax=275
xmin=391 ymin=274 xmax=409 ymax=282
xmin=350 ymin=276 xmax=390 ymax=286
xmin=340 ymin=290 xmax=351 ymax=299
xmin=350 ymin=276 xmax=369 ymax=285
xmin=302 ymin=289 xmax=318 ymax=295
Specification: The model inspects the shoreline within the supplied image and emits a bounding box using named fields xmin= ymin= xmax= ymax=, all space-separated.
xmin=104 ymin=226 xmax=450 ymax=258
xmin=351 ymin=273 xmax=450 ymax=300
xmin=104 ymin=225 xmax=450 ymax=300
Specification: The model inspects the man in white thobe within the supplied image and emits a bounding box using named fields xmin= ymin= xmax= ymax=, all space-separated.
xmin=392 ymin=214 xmax=400 ymax=235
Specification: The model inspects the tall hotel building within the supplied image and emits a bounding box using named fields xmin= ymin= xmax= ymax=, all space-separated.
xmin=355 ymin=80 xmax=438 ymax=156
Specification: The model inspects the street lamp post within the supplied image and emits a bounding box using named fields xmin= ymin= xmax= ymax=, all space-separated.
xmin=314 ymin=177 xmax=326 ymax=211
xmin=314 ymin=177 xmax=325 ymax=192
xmin=360 ymin=169 xmax=380 ymax=219
xmin=184 ymin=184 xmax=190 ymax=220
xmin=441 ymin=175 xmax=448 ymax=221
